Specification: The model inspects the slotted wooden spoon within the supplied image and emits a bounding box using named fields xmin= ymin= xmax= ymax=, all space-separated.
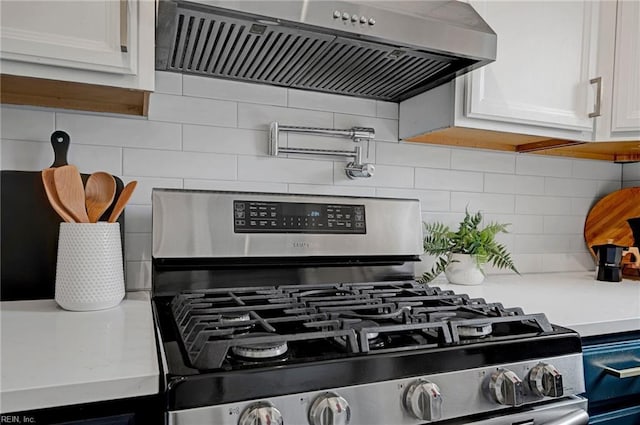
xmin=108 ymin=181 xmax=137 ymax=223
xmin=85 ymin=172 xmax=116 ymax=223
xmin=41 ymin=168 xmax=75 ymax=223
xmin=54 ymin=165 xmax=90 ymax=223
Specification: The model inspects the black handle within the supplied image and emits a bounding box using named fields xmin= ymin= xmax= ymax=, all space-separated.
xmin=50 ymin=130 xmax=70 ymax=167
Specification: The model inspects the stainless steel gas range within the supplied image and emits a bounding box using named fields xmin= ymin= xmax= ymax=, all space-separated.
xmin=151 ymin=189 xmax=588 ymax=425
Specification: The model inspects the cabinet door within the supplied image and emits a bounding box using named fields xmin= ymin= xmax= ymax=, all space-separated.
xmin=610 ymin=0 xmax=640 ymax=135
xmin=464 ymin=1 xmax=597 ymax=133
xmin=0 ymin=1 xmax=136 ymax=75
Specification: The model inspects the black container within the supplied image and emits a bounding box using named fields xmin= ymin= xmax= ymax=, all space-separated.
xmin=592 ymin=242 xmax=626 ymax=282
xmin=628 ymin=217 xmax=640 ymax=247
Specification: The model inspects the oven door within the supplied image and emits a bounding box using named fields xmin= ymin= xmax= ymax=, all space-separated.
xmin=466 ymin=396 xmax=588 ymax=425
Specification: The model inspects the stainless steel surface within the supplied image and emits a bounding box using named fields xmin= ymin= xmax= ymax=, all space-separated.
xmin=529 ymin=363 xmax=564 ymax=398
xmin=152 ymin=189 xmax=422 ymax=259
xmin=269 ymin=122 xmax=374 ymax=178
xmin=589 ymin=76 xmax=603 ymax=118
xmin=488 ymin=369 xmax=524 ymax=406
xmin=602 ymin=364 xmax=640 ymax=378
xmin=308 ymin=392 xmax=351 ymax=425
xmin=542 ymin=409 xmax=589 ymax=425
xmin=155 ymin=0 xmax=496 ymax=102
xmin=167 ymin=353 xmax=585 ymax=425
xmin=238 ymin=402 xmax=283 ymax=425
xmin=403 ymin=380 xmax=442 ymax=421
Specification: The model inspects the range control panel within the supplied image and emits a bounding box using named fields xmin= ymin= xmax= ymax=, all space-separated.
xmin=233 ymin=201 xmax=366 ymax=234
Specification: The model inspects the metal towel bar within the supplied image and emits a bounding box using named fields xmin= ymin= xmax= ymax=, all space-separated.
xmin=269 ymin=122 xmax=375 ymax=179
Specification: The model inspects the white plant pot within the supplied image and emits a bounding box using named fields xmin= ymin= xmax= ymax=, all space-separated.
xmin=444 ymin=253 xmax=485 ymax=285
xmin=55 ymin=222 xmax=125 ymax=311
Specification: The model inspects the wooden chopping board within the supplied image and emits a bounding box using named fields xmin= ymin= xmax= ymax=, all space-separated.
xmin=584 ymin=186 xmax=640 ymax=257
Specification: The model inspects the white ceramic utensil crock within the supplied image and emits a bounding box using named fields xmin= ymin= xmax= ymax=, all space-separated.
xmin=55 ymin=222 xmax=125 ymax=311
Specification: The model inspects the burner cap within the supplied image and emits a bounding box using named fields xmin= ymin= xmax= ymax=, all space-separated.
xmin=345 ymin=320 xmax=380 ymax=339
xmin=221 ymin=312 xmax=251 ymax=322
xmin=231 ymin=333 xmax=288 ymax=359
xmin=457 ymin=323 xmax=492 ymax=338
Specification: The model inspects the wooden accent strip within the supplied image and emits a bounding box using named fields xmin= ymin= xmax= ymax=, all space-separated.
xmin=516 ymin=139 xmax=584 ymax=153
xmin=0 ymin=74 xmax=149 ymax=116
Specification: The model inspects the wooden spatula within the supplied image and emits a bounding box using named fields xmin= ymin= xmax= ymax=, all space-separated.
xmin=54 ymin=165 xmax=90 ymax=223
xmin=108 ymin=181 xmax=137 ymax=223
xmin=41 ymin=168 xmax=76 ymax=223
xmin=85 ymin=172 xmax=116 ymax=223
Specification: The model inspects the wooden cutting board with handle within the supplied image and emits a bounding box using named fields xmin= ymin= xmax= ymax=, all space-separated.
xmin=584 ymin=187 xmax=640 ymax=258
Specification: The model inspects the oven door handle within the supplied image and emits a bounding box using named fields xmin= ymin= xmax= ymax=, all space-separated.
xmin=536 ymin=409 xmax=589 ymax=425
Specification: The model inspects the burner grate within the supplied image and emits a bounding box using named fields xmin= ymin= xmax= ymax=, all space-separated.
xmin=169 ymin=281 xmax=554 ymax=370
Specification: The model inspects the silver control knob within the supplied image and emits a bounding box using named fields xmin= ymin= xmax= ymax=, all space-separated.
xmin=351 ymin=14 xmax=359 ymax=22
xmin=404 ymin=380 xmax=443 ymax=422
xmin=368 ymin=17 xmax=376 ymax=25
xmin=360 ymin=16 xmax=367 ymax=24
xmin=308 ymin=392 xmax=351 ymax=425
xmin=342 ymin=12 xmax=350 ymax=21
xmin=528 ymin=363 xmax=564 ymax=398
xmin=333 ymin=10 xmax=341 ymax=19
xmin=489 ymin=368 xmax=524 ymax=406
xmin=238 ymin=402 xmax=283 ymax=425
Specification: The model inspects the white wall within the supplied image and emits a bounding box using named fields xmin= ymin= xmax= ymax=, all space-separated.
xmin=1 ymin=72 xmax=628 ymax=290
xmin=623 ymin=162 xmax=640 ymax=188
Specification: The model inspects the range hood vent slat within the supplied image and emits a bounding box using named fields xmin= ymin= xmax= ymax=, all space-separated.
xmin=157 ymin=1 xmax=496 ymax=102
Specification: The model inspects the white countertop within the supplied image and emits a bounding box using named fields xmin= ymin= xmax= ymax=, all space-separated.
xmin=0 ymin=291 xmax=159 ymax=414
xmin=433 ymin=271 xmax=640 ymax=338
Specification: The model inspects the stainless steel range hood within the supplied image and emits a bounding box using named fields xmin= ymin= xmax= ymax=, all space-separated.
xmin=156 ymin=0 xmax=496 ymax=102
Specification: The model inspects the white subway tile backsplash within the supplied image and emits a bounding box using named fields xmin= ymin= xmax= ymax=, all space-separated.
xmin=57 ymin=113 xmax=181 ymax=150
xmin=1 ymin=107 xmax=54 ymax=142
xmin=125 ymin=233 xmax=152 ymax=261
xmin=377 ymin=142 xmax=450 ymax=169
xmin=183 ymin=125 xmax=268 ymax=156
xmin=415 ymin=168 xmax=483 ymax=192
xmin=334 ymin=163 xmax=413 ymax=188
xmin=238 ymin=156 xmax=333 ymax=184
xmin=289 ymin=184 xmax=376 ymax=197
xmin=516 ymin=156 xmax=573 ymax=177
xmin=154 ymin=71 xmax=182 ymax=95
xmin=238 ymin=103 xmax=333 ymax=130
xmin=288 ymin=89 xmax=376 ymax=116
xmin=184 ymin=179 xmax=288 ymax=193
xmin=124 ymin=148 xmax=236 ymax=180
xmin=572 ymin=160 xmax=621 ymax=180
xmin=450 ymin=192 xmax=515 ymax=214
xmin=125 ymin=261 xmax=151 ymax=290
xmin=375 ymin=188 xmax=450 ymax=212
xmin=334 ymin=114 xmax=398 ymax=142
xmin=515 ymin=195 xmax=571 ymax=215
xmin=4 ymin=76 xmax=634 ymax=283
xmin=148 ymin=93 xmax=237 ymax=127
xmin=376 ymin=101 xmax=399 ymax=119
xmin=484 ymin=174 xmax=545 ymax=195
xmin=623 ymin=162 xmax=640 ymax=181
xmin=543 ymin=215 xmax=584 ymax=234
xmin=451 ymin=150 xmax=515 ymax=174
xmin=184 ymin=75 xmax=287 ymax=106
xmin=124 ymin=205 xmax=152 ymax=233
xmin=124 ymin=176 xmax=183 ymax=205
xmin=544 ymin=177 xmax=602 ymax=197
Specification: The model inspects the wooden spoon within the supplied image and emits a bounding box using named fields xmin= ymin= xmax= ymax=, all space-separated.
xmin=108 ymin=181 xmax=137 ymax=223
xmin=85 ymin=172 xmax=116 ymax=223
xmin=53 ymin=165 xmax=90 ymax=223
xmin=41 ymin=168 xmax=75 ymax=223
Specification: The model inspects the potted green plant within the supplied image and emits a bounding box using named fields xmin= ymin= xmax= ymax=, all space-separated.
xmin=421 ymin=210 xmax=519 ymax=285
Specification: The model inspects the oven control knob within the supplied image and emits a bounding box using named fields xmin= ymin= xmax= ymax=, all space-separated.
xmin=528 ymin=363 xmax=563 ymax=398
xmin=489 ymin=368 xmax=524 ymax=406
xmin=308 ymin=392 xmax=351 ymax=425
xmin=238 ymin=402 xmax=283 ymax=425
xmin=403 ymin=380 xmax=443 ymax=422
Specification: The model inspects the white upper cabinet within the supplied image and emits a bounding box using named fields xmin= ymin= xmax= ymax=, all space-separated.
xmin=0 ymin=0 xmax=154 ymax=91
xmin=594 ymin=0 xmax=640 ymax=140
xmin=463 ymin=0 xmax=597 ymax=135
xmin=400 ymin=0 xmax=639 ymax=144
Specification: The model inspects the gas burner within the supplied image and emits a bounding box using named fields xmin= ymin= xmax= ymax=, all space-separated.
xmin=230 ymin=333 xmax=289 ymax=360
xmin=345 ymin=320 xmax=380 ymax=340
xmin=456 ymin=322 xmax=493 ymax=338
xmin=298 ymin=288 xmax=356 ymax=297
xmin=221 ymin=312 xmax=251 ymax=322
